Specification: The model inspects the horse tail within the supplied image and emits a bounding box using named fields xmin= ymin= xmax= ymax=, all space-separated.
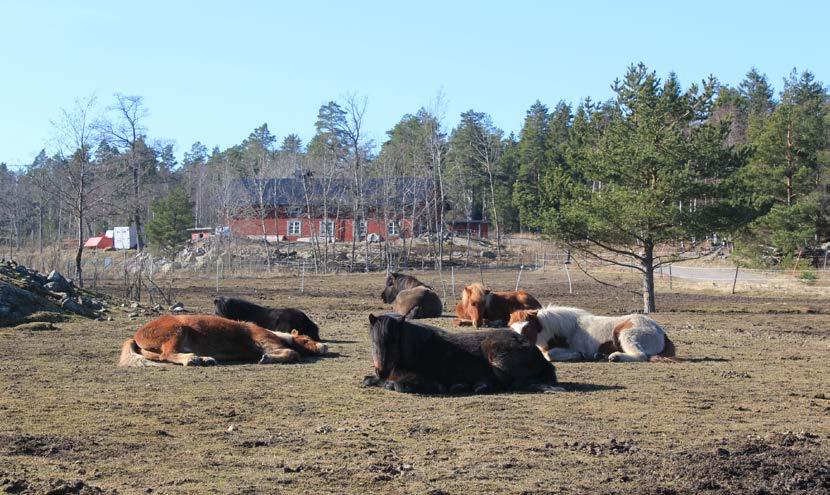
xmin=649 ymin=335 xmax=680 ymax=362
xmin=118 ymin=338 xmax=164 ymax=367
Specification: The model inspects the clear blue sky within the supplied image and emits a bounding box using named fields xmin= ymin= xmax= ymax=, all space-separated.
xmin=1 ymin=0 xmax=827 ymax=167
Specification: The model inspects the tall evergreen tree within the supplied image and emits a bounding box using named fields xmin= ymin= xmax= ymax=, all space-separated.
xmin=146 ymin=187 xmax=195 ymax=254
xmin=512 ymin=101 xmax=549 ymax=229
xmin=538 ymin=64 xmax=747 ymax=312
xmin=739 ymin=69 xmax=829 ymax=262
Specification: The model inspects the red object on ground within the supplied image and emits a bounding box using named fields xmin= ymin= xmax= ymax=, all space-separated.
xmin=84 ymin=236 xmax=114 ymax=249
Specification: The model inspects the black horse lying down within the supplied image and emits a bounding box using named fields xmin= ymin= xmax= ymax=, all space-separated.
xmin=213 ymin=296 xmax=320 ymax=340
xmin=363 ymin=314 xmax=562 ymax=394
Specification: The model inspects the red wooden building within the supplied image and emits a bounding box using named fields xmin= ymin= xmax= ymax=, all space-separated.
xmin=447 ymin=220 xmax=490 ymax=239
xmin=228 ymin=178 xmax=430 ymax=242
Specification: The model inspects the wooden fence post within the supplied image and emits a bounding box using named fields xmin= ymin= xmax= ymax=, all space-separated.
xmin=515 ymin=264 xmax=524 ymax=291
xmin=564 ymin=265 xmax=573 ymax=294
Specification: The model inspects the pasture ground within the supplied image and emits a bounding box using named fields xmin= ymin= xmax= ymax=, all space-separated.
xmin=1 ymin=268 xmax=828 ymax=494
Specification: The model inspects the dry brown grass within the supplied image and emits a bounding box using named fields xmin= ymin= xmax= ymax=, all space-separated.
xmin=1 ymin=269 xmax=828 ymax=494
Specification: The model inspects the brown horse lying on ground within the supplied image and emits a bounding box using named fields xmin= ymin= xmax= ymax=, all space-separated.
xmin=392 ymin=286 xmax=443 ymax=319
xmin=382 ymin=272 xmax=443 ymax=319
xmin=118 ymin=315 xmax=328 ymax=367
xmin=363 ymin=313 xmax=562 ymax=394
xmin=454 ymin=283 xmax=541 ymax=327
xmin=380 ymin=272 xmax=431 ymax=303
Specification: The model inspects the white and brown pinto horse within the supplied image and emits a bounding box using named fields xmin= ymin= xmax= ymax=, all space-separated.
xmin=509 ymin=306 xmax=677 ymax=363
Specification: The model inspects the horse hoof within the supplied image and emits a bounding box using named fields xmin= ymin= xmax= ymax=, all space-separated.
xmin=316 ymin=343 xmax=328 ymax=354
xmin=473 ymin=382 xmax=491 ymax=394
xmin=201 ymin=357 xmax=217 ymax=366
xmin=449 ymin=383 xmax=468 ymax=394
xmin=608 ymin=353 xmax=621 ymax=362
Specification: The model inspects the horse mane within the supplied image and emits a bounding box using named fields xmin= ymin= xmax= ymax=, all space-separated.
xmin=463 ymin=283 xmax=487 ymax=305
xmin=535 ymin=305 xmax=591 ymax=337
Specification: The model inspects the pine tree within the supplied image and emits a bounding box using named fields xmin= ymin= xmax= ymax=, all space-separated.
xmin=146 ymin=187 xmax=195 ymax=254
xmin=538 ymin=64 xmax=748 ymax=313
xmin=739 ymin=69 xmax=829 ymax=263
xmin=512 ymin=101 xmax=549 ymax=229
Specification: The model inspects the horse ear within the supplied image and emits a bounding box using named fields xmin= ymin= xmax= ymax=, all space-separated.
xmin=369 ymin=314 xmax=377 ymax=325
xmin=291 ymin=329 xmax=299 ymax=336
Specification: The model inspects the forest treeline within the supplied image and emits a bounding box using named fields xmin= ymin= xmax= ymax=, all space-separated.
xmin=0 ymin=63 xmax=828 ymax=308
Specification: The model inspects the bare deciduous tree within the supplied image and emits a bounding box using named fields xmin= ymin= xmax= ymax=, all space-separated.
xmin=98 ymin=94 xmax=149 ymax=250
xmin=31 ymin=97 xmax=120 ymax=286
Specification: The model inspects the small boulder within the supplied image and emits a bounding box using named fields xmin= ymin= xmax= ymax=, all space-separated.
xmin=45 ymin=270 xmax=72 ymax=292
xmin=60 ymin=296 xmax=94 ymax=317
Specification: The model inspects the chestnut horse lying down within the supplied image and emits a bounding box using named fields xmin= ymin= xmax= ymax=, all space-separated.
xmin=119 ymin=315 xmax=328 ymax=367
xmin=213 ymin=296 xmax=320 ymax=340
xmin=508 ymin=306 xmax=677 ymax=363
xmin=362 ymin=313 xmax=562 ymax=394
xmin=382 ymin=272 xmax=443 ymax=319
xmin=454 ymin=283 xmax=541 ymax=327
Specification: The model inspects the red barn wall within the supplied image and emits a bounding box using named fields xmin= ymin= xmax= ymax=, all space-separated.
xmin=228 ymin=215 xmax=413 ymax=242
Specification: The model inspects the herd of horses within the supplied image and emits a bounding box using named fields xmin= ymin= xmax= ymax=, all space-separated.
xmin=119 ymin=272 xmax=677 ymax=394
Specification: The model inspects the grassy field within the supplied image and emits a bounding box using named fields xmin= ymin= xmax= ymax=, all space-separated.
xmin=1 ymin=268 xmax=828 ymax=494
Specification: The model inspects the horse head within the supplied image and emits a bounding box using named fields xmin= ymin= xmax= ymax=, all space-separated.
xmin=213 ymin=296 xmax=231 ymax=316
xmin=508 ymin=309 xmax=541 ymax=343
xmin=463 ymin=283 xmax=489 ymax=328
xmin=368 ymin=313 xmax=406 ymax=378
xmin=381 ymin=273 xmax=401 ymax=303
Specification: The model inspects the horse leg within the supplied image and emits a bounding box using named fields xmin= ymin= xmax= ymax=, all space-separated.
xmin=288 ymin=331 xmax=328 ymax=355
xmin=607 ymin=333 xmax=648 ymax=362
xmin=259 ymin=348 xmax=301 ymax=364
xmin=524 ymin=383 xmax=567 ymax=393
xmin=386 ymin=369 xmax=423 ymax=394
xmin=472 ymin=378 xmax=497 ymax=394
xmin=362 ymin=374 xmax=384 ymax=387
xmin=159 ymin=327 xmax=216 ymax=366
xmin=546 ymin=348 xmax=584 ymax=362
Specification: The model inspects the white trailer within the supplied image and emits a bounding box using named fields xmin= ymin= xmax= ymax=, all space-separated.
xmin=113 ymin=226 xmax=137 ymax=250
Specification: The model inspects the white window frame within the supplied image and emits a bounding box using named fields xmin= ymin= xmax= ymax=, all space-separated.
xmin=319 ymin=219 xmax=335 ymax=238
xmin=387 ymin=221 xmax=399 ymax=237
xmin=288 ymin=219 xmax=302 ymax=236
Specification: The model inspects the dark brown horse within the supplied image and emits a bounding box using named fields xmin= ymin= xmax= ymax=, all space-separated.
xmin=380 ymin=272 xmax=431 ymax=303
xmin=381 ymin=272 xmax=443 ymax=319
xmin=392 ymin=286 xmax=443 ymax=319
xmin=213 ymin=296 xmax=320 ymax=340
xmin=363 ymin=314 xmax=562 ymax=394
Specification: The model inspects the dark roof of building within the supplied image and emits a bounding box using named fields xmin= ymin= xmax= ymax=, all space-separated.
xmin=236 ymin=178 xmax=432 ymax=208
